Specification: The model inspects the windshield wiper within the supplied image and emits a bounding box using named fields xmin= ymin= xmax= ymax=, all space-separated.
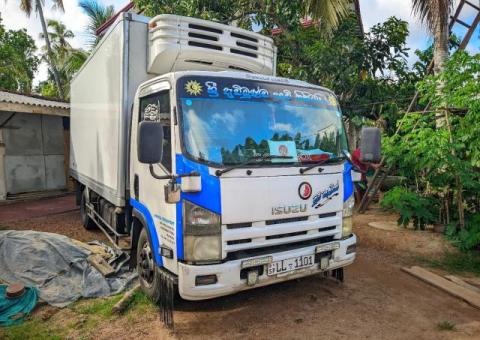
xmin=299 ymin=155 xmax=346 ymax=174
xmin=215 ymin=155 xmax=294 ymax=176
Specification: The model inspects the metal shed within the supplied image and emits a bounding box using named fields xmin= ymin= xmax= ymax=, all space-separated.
xmin=0 ymin=90 xmax=70 ymax=201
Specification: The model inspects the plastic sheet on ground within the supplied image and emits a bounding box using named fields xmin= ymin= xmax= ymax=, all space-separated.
xmin=0 ymin=230 xmax=137 ymax=307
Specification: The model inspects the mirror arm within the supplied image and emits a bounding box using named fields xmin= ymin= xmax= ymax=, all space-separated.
xmin=149 ymin=164 xmax=172 ymax=180
xmin=149 ymin=164 xmax=200 ymax=180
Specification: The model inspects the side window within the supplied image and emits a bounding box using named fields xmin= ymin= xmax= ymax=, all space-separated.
xmin=139 ymin=90 xmax=172 ymax=172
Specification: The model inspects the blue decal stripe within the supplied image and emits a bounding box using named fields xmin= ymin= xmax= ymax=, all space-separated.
xmin=343 ymin=161 xmax=354 ymax=202
xmin=130 ymin=198 xmax=163 ymax=266
xmin=175 ymin=154 xmax=222 ymax=259
xmin=176 ymin=200 xmax=183 ymax=260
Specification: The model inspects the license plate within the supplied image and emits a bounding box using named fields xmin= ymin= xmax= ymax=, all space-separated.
xmin=267 ymin=254 xmax=315 ymax=276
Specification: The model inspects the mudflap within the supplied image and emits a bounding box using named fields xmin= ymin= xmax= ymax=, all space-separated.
xmin=159 ymin=268 xmax=176 ymax=329
xmin=332 ymin=268 xmax=344 ymax=282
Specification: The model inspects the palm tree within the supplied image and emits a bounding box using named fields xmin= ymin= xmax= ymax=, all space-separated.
xmin=304 ymin=0 xmax=352 ymax=35
xmin=40 ymin=19 xmax=73 ymax=50
xmin=39 ymin=19 xmax=73 ymax=61
xmin=79 ymin=0 xmax=115 ymax=47
xmin=412 ymin=0 xmax=453 ymax=74
xmin=17 ymin=0 xmax=65 ymax=99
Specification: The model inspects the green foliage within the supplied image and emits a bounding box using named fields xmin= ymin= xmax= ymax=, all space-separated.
xmin=384 ymin=52 xmax=480 ymax=233
xmin=0 ymin=318 xmax=62 ymax=340
xmin=446 ymin=214 xmax=480 ymax=251
xmin=0 ymin=18 xmax=39 ymax=92
xmin=276 ymin=15 xmax=416 ymax=126
xmin=437 ymin=321 xmax=456 ymax=331
xmin=35 ymin=20 xmax=88 ymax=98
xmin=79 ymin=0 xmax=115 ymax=47
xmin=381 ymin=186 xmax=438 ymax=229
xmin=133 ymin=0 xmax=303 ymax=30
xmin=419 ymin=251 xmax=480 ymax=276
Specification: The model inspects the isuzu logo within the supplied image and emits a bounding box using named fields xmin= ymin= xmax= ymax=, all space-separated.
xmin=298 ymin=182 xmax=312 ymax=200
xmin=271 ymin=204 xmax=307 ymax=216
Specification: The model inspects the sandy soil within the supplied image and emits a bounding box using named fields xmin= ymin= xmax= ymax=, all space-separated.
xmin=2 ymin=206 xmax=480 ymax=339
xmin=0 ymin=210 xmax=107 ymax=243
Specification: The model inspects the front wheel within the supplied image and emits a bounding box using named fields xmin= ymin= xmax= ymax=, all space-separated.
xmin=137 ymin=228 xmax=162 ymax=303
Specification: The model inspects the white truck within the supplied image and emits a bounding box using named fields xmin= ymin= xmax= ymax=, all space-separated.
xmin=70 ymin=13 xmax=380 ymax=307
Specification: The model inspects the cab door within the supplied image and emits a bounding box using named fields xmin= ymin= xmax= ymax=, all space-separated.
xmin=130 ymin=82 xmax=178 ymax=273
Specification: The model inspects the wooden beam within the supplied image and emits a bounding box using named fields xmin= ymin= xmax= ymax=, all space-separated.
xmin=0 ymin=102 xmax=69 ymax=117
xmin=402 ymin=266 xmax=480 ymax=309
xmin=445 ymin=275 xmax=480 ymax=294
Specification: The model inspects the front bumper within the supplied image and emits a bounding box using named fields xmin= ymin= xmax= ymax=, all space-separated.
xmin=178 ymin=234 xmax=356 ymax=300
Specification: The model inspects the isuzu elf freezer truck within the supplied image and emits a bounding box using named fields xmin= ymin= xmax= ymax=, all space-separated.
xmin=70 ymin=13 xmax=381 ymax=305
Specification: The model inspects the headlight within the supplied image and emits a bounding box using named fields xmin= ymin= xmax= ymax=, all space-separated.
xmin=183 ymin=200 xmax=221 ymax=262
xmin=342 ymin=195 xmax=355 ymax=238
xmin=343 ymin=195 xmax=355 ymax=218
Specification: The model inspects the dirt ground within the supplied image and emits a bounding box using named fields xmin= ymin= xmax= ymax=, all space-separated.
xmin=1 ymin=205 xmax=480 ymax=339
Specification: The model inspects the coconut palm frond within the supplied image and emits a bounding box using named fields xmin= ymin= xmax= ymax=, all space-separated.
xmin=51 ymin=0 xmax=64 ymax=12
xmin=79 ymin=0 xmax=115 ymax=46
xmin=304 ymin=0 xmax=351 ymax=35
xmin=412 ymin=0 xmax=453 ymax=33
xmin=19 ymin=0 xmax=33 ymax=16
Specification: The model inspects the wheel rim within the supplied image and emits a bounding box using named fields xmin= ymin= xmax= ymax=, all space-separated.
xmin=138 ymin=239 xmax=154 ymax=287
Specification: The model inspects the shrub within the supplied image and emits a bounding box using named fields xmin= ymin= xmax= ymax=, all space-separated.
xmin=380 ymin=186 xmax=437 ymax=229
xmin=446 ymin=214 xmax=480 ymax=251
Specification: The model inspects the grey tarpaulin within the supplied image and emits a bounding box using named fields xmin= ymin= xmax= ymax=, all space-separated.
xmin=0 ymin=230 xmax=137 ymax=307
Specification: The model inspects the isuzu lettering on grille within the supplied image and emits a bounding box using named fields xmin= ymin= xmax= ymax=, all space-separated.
xmin=271 ymin=204 xmax=307 ymax=216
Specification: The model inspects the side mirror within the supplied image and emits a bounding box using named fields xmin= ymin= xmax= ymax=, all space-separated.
xmin=138 ymin=121 xmax=163 ymax=164
xmin=360 ymin=127 xmax=381 ymax=163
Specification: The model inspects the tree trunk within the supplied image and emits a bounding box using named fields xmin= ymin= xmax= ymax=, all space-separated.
xmin=433 ymin=11 xmax=450 ymax=128
xmin=36 ymin=0 xmax=64 ymax=99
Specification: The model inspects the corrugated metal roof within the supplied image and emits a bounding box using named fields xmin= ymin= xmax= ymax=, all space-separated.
xmin=0 ymin=90 xmax=70 ymax=109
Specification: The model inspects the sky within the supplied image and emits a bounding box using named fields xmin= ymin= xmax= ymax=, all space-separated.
xmin=0 ymin=0 xmax=479 ymax=86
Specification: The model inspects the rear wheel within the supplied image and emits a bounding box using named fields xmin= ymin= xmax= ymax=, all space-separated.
xmin=137 ymin=228 xmax=162 ymax=303
xmin=80 ymin=189 xmax=97 ymax=230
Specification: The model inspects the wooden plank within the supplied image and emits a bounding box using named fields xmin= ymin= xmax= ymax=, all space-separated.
xmin=112 ymin=284 xmax=141 ymax=314
xmin=445 ymin=275 xmax=480 ymax=294
xmin=402 ymin=266 xmax=480 ymax=309
xmin=87 ymin=254 xmax=115 ymax=277
xmin=464 ymin=277 xmax=480 ymax=288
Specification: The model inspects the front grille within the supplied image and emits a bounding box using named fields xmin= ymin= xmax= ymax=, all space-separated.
xmin=319 ymin=212 xmax=337 ymax=218
xmin=227 ymin=222 xmax=252 ymax=229
xmin=227 ymin=238 xmax=252 ymax=245
xmin=226 ymin=235 xmax=335 ymax=261
xmin=266 ymin=216 xmax=309 ymax=225
xmin=266 ymin=231 xmax=307 ymax=240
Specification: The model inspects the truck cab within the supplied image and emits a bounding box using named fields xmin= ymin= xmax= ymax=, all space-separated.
xmin=70 ymin=13 xmax=380 ymax=304
xmin=130 ymin=71 xmax=358 ymax=300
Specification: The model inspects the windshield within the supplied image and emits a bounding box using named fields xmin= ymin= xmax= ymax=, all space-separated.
xmin=177 ymin=76 xmax=348 ymax=166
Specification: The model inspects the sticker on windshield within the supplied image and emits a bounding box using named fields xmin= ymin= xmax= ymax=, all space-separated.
xmin=268 ymin=140 xmax=296 ymax=162
xmin=185 ymin=80 xmax=203 ymax=96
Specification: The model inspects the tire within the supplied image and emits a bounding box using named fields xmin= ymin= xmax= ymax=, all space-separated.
xmin=137 ymin=228 xmax=162 ymax=303
xmin=80 ymin=189 xmax=97 ymax=230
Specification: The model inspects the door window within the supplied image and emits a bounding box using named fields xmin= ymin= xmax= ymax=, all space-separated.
xmin=139 ymin=90 xmax=172 ymax=172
